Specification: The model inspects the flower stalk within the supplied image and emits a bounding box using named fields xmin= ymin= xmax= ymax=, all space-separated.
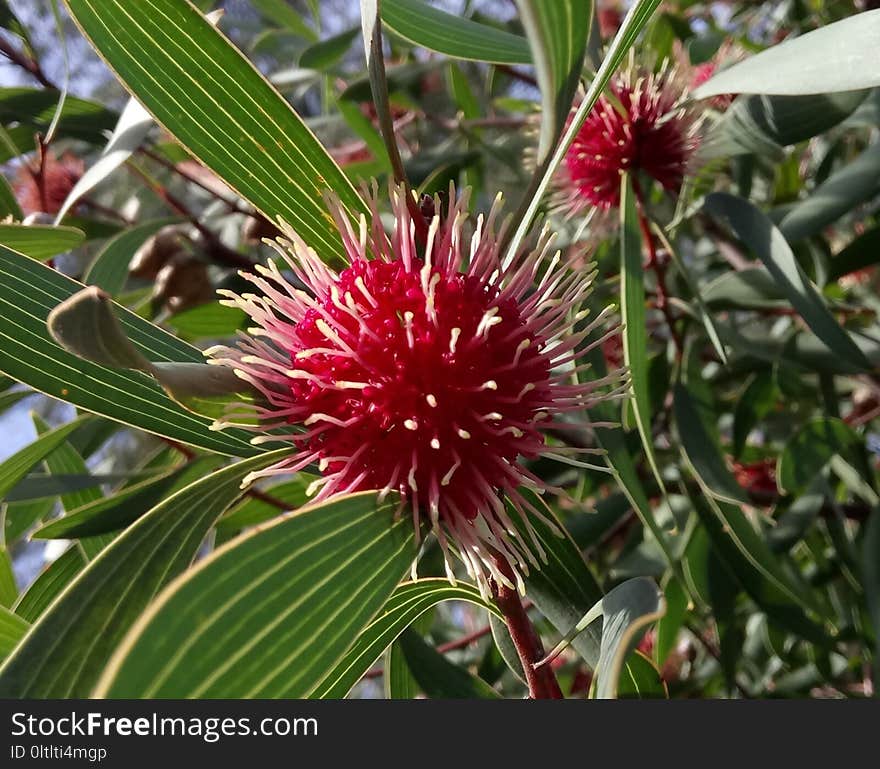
xmin=491 ymin=556 xmax=563 ymax=699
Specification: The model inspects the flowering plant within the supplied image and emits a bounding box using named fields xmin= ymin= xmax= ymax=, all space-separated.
xmin=0 ymin=0 xmax=877 ymax=700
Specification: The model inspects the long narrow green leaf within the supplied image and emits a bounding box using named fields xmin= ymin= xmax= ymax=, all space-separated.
xmin=33 ymin=456 xmax=223 ymax=540
xmin=704 ymin=192 xmax=870 ymax=371
xmin=250 ymin=0 xmax=317 ymax=41
xmin=0 ymin=414 xmax=91 ymax=501
xmin=299 ymin=27 xmax=358 ymax=70
xmin=673 ymin=382 xmax=747 ymax=505
xmin=513 ymin=490 xmax=604 ymax=666
xmin=0 ymin=605 xmax=28 ymax=662
xmin=315 ymin=578 xmax=496 ymax=698
xmin=4 ymin=497 xmax=54 ymax=544
xmin=382 ymin=0 xmax=531 ymax=64
xmin=398 ymin=628 xmax=500 ymax=699
xmin=0 ymin=224 xmax=84 ymax=260
xmin=0 ymin=450 xmax=285 ymax=697
xmin=0 ymin=86 xmax=117 ymax=144
xmin=0 ymin=173 xmax=22 ymax=220
xmin=620 ymin=176 xmax=667 ymax=498
xmin=516 ymin=0 xmax=591 ymax=162
xmin=4 ymin=472 xmax=153 ymax=503
xmin=689 ymin=493 xmax=832 ymax=644
xmin=33 ymin=413 xmax=102 ymax=513
xmin=0 ymin=549 xmax=16 ymax=607
xmin=63 ymin=0 xmax=368 ymax=264
xmin=383 ymin=639 xmax=419 ymax=699
xmin=674 ymin=385 xmax=822 ymax=613
xmin=0 ymin=245 xmax=258 ymax=455
xmin=778 ymin=144 xmax=880 ymax=244
xmin=702 ymin=91 xmax=867 ymax=160
xmin=13 ymin=547 xmax=85 ymax=624
xmin=583 ymin=345 xmax=687 ymax=590
xmin=693 ymin=10 xmax=880 ymax=98
xmin=96 ymin=490 xmax=416 ymax=698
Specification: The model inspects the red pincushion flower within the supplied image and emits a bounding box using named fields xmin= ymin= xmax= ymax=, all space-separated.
xmin=554 ymin=68 xmax=699 ymax=218
xmin=14 ymin=150 xmax=84 ymax=215
xmin=208 ymin=186 xmax=624 ymax=592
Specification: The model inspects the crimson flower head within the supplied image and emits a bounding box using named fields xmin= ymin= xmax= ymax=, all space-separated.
xmin=207 ymin=185 xmax=623 ymax=593
xmin=14 ymin=150 xmax=84 ymax=215
xmin=554 ymin=67 xmax=699 ymax=218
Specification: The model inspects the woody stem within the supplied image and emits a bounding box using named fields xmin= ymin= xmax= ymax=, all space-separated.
xmin=490 ymin=556 xmax=564 ymax=699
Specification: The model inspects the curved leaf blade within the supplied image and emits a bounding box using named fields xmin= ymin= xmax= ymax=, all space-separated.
xmin=704 ymin=192 xmax=870 ymax=371
xmin=516 ymin=0 xmax=591 ymax=162
xmin=32 ymin=456 xmax=223 ymax=540
xmin=54 ymin=97 xmax=153 ymax=223
xmin=0 ymin=450 xmax=285 ymax=697
xmin=398 ymin=628 xmax=499 ymax=699
xmin=315 ymin=578 xmax=496 ymax=698
xmin=779 ymin=144 xmax=880 ymax=244
xmin=0 ymin=224 xmax=84 ymax=260
xmin=0 ymin=606 xmax=28 ymax=663
xmin=673 ymin=382 xmax=748 ymax=505
xmin=382 ymin=0 xmax=531 ymax=64
xmin=63 ymin=0 xmax=368 ymax=263
xmin=0 ymin=415 xmax=92 ymax=501
xmin=693 ymin=11 xmax=880 ymax=97
xmin=0 ymin=245 xmax=258 ymax=455
xmin=97 ymin=491 xmax=416 ymax=698
xmin=620 ymin=176 xmax=668 ymax=498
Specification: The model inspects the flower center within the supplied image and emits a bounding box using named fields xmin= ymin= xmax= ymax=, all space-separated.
xmin=288 ymin=257 xmax=552 ymax=521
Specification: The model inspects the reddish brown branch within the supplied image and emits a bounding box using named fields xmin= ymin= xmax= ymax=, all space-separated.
xmin=0 ymin=36 xmax=55 ymax=89
xmin=126 ymin=162 xmax=254 ymax=271
xmin=362 ymin=622 xmax=496 ymax=680
xmin=491 ymin=556 xmax=563 ymax=699
xmin=161 ymin=438 xmax=291 ymax=513
xmin=139 ymin=147 xmax=249 ymax=215
xmin=632 ymin=178 xmax=683 ymax=358
xmin=495 ymin=64 xmax=538 ymax=87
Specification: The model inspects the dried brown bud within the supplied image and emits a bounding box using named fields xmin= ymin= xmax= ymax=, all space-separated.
xmin=129 ymin=226 xmax=186 ymax=280
xmin=152 ymin=253 xmax=214 ymax=314
xmin=241 ymin=214 xmax=280 ymax=244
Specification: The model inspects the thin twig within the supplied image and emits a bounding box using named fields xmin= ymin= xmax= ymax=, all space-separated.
xmin=0 ymin=35 xmax=55 ymax=89
xmin=139 ymin=147 xmax=249 ymax=215
xmin=125 ymin=161 xmax=254 ymax=270
xmin=495 ymin=63 xmax=538 ymax=87
xmin=632 ymin=177 xmax=683 ymax=358
xmin=361 ymin=622 xmax=496 ymax=680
